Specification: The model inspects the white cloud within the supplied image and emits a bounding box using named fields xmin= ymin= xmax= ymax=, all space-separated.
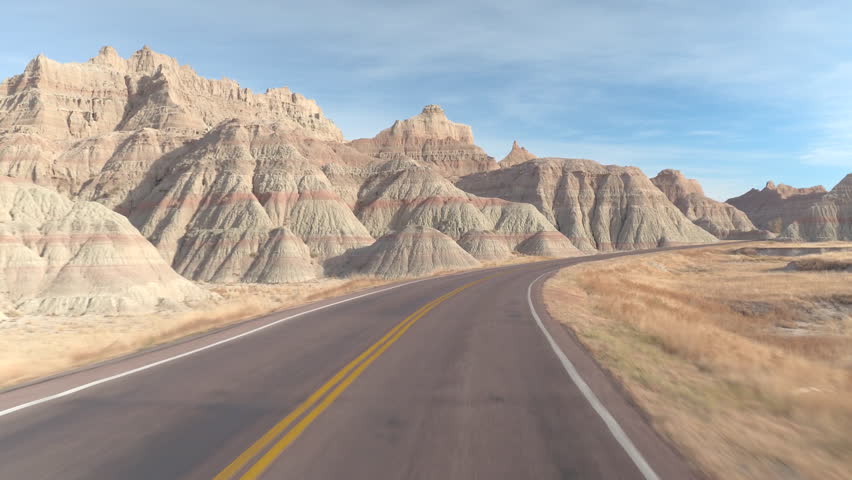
xmin=800 ymin=147 xmax=852 ymax=167
xmin=632 ymin=130 xmax=667 ymax=139
xmin=687 ymin=130 xmax=724 ymax=137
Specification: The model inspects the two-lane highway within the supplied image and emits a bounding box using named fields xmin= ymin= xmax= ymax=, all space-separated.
xmin=0 ymin=251 xmax=700 ymax=479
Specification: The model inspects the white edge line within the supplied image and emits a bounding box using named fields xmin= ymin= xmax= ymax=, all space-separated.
xmin=527 ymin=271 xmax=661 ymax=480
xmin=0 ymin=276 xmax=441 ymax=418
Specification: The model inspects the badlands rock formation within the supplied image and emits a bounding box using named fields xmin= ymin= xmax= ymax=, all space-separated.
xmin=499 ymin=141 xmax=536 ymax=168
xmin=349 ymin=105 xmax=497 ymax=177
xmin=776 ymin=174 xmax=852 ymax=241
xmin=0 ymin=47 xmax=568 ymax=287
xmin=651 ymin=169 xmax=771 ymax=239
xmin=91 ymin=120 xmax=370 ymax=281
xmin=0 ymin=46 xmax=347 ymax=195
xmin=727 ymin=181 xmax=829 ymax=234
xmin=327 ymin=156 xmax=578 ymax=258
xmin=353 ymin=160 xmax=552 ymax=235
xmin=0 ymin=46 xmax=342 ymax=142
xmin=0 ymin=45 xmax=729 ymax=299
xmin=457 ymin=158 xmax=718 ymax=251
xmin=0 ymin=176 xmax=207 ymax=315
xmin=339 ymin=226 xmax=480 ymax=278
xmin=516 ymin=231 xmax=584 ymax=257
xmin=457 ymin=231 xmax=514 ymax=260
xmin=0 ymin=47 xmax=375 ymax=284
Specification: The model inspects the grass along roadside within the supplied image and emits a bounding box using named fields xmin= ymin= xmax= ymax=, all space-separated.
xmin=543 ymin=242 xmax=852 ymax=480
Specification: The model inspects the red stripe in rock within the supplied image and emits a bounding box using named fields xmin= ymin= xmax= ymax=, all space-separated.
xmin=0 ymin=234 xmax=152 ymax=244
xmin=360 ymin=196 xmax=509 ymax=209
xmin=114 ymin=190 xmax=348 ymax=215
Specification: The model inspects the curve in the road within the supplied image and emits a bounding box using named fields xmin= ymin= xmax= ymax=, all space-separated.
xmin=0 ymin=248 xmax=710 ymax=480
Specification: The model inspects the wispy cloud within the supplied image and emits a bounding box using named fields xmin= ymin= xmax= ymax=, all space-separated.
xmin=800 ymin=147 xmax=852 ymax=167
xmin=633 ymin=130 xmax=667 ymax=139
xmin=687 ymin=130 xmax=725 ymax=137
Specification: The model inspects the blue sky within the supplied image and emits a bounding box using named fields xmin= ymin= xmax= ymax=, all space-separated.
xmin=2 ymin=1 xmax=852 ymax=200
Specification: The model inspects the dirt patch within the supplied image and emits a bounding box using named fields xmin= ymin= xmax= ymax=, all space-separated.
xmin=544 ymin=242 xmax=852 ymax=480
xmin=785 ymin=257 xmax=852 ymax=272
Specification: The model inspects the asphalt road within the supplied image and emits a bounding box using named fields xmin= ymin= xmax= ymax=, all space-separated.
xmin=0 ymin=250 xmax=702 ymax=480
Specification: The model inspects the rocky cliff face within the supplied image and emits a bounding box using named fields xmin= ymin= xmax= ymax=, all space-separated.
xmin=651 ymin=169 xmax=771 ymax=240
xmin=0 ymin=46 xmax=345 ymax=195
xmin=727 ymin=181 xmax=829 ymax=234
xmin=0 ymin=46 xmax=342 ymax=142
xmin=457 ymin=158 xmax=718 ymax=251
xmin=348 ymin=105 xmax=497 ymax=177
xmin=0 ymin=176 xmax=207 ymax=315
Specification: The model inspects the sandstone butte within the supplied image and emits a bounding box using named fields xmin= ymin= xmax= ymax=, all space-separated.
xmin=728 ymin=175 xmax=852 ymax=242
xmin=0 ymin=46 xmax=738 ymax=315
xmin=651 ymin=169 xmax=773 ymax=240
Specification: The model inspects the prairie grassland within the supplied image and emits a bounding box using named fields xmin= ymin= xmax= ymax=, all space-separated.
xmin=544 ymin=242 xmax=852 ymax=479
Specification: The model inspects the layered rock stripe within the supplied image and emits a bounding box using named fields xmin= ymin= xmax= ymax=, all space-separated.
xmin=0 ymin=176 xmax=207 ymax=316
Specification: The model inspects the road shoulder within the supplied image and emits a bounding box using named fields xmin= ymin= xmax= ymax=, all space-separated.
xmin=531 ymin=267 xmax=704 ymax=480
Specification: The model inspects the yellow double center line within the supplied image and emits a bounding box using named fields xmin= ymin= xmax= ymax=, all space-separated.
xmin=214 ymin=274 xmax=498 ymax=480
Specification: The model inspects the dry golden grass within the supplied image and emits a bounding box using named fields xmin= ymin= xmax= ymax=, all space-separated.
xmin=544 ymin=242 xmax=852 ymax=479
